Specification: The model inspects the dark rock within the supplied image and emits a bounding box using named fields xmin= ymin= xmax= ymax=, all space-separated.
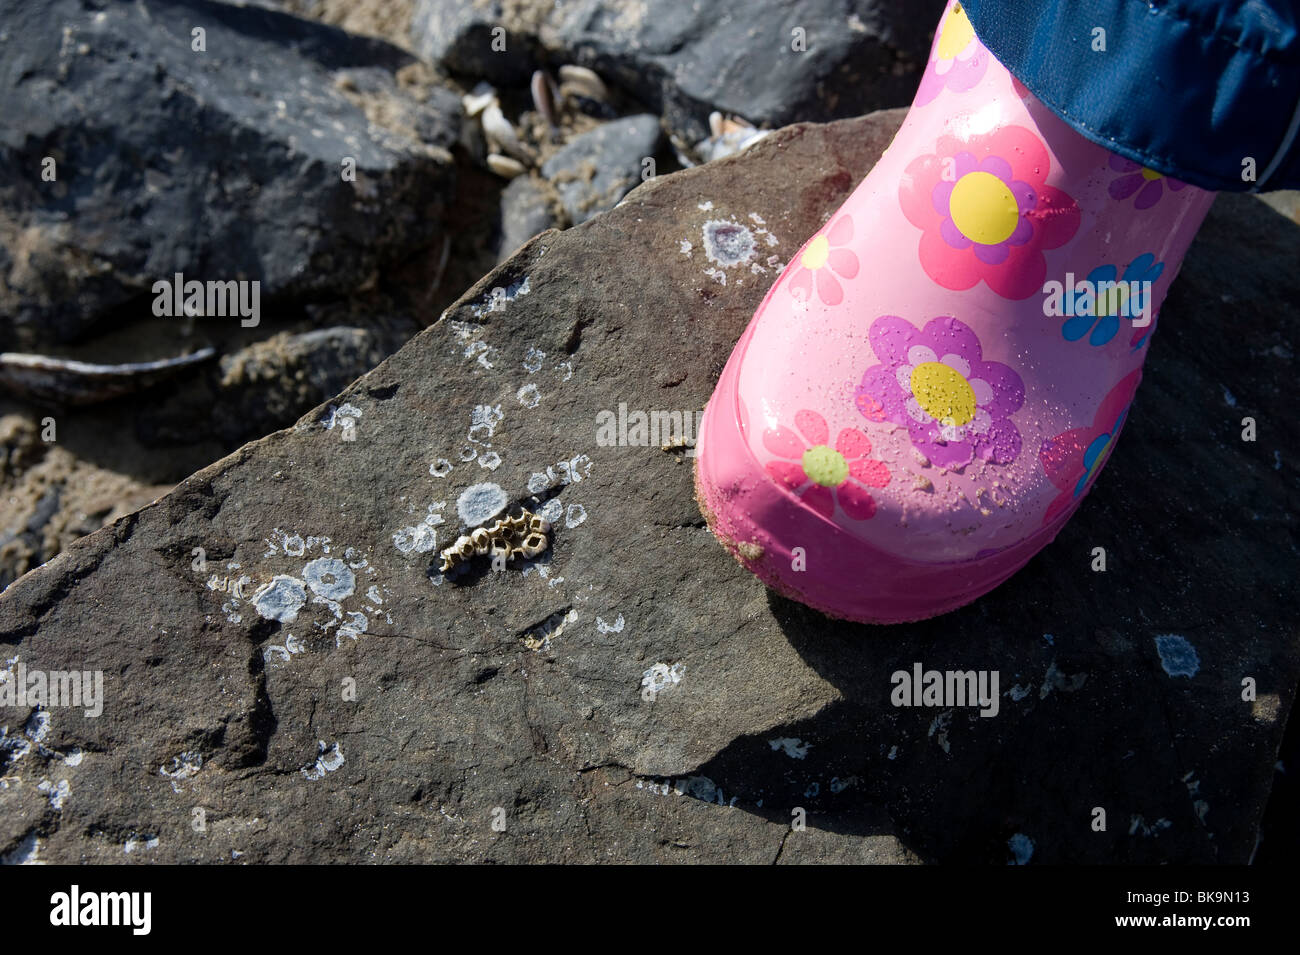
xmin=495 ymin=176 xmax=560 ymax=263
xmin=0 ymin=0 xmax=460 ymax=348
xmin=410 ymin=0 xmax=539 ymax=86
xmin=541 ymin=114 xmax=662 ymax=225
xmin=410 ymin=0 xmax=941 ymax=144
xmin=133 ymin=315 xmax=418 ymax=447
xmin=0 ymin=110 xmax=1295 ymax=863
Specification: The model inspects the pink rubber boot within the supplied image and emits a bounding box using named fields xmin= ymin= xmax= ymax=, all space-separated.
xmin=694 ymin=0 xmax=1216 ymax=624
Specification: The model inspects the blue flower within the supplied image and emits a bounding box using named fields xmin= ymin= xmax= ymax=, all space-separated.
xmin=1061 ymin=254 xmax=1164 ymax=346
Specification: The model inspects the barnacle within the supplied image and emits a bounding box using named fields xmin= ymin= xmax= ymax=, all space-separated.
xmin=438 ymin=507 xmax=552 ymax=574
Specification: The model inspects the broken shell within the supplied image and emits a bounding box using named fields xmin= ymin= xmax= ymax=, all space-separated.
xmin=486 ymin=153 xmax=526 ymax=179
xmin=558 ymin=64 xmax=608 ymax=103
xmin=530 ymin=69 xmax=560 ymax=132
xmin=461 ymin=81 xmax=498 ymax=118
xmin=0 ymin=347 xmax=217 ymax=406
xmin=481 ymin=102 xmax=524 ymax=158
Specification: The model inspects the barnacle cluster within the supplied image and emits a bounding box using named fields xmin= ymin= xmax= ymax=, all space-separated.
xmin=438 ymin=508 xmax=550 ymax=574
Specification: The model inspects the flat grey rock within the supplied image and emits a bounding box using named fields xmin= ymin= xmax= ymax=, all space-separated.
xmin=0 ymin=109 xmax=1295 ymax=863
xmin=541 ymin=114 xmax=663 ymax=224
xmin=495 ymin=176 xmax=560 ymax=263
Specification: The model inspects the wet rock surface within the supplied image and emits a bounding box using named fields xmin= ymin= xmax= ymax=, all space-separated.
xmin=1 ymin=110 xmax=1297 ymax=863
xmin=411 ymin=0 xmax=941 ymax=144
xmin=0 ymin=0 xmax=459 ymax=349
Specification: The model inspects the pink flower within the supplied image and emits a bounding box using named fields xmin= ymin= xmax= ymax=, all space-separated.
xmin=899 ymin=125 xmax=1080 ymax=300
xmin=763 ymin=409 xmax=890 ymax=521
xmin=787 ymin=213 xmax=859 ymax=307
xmin=855 ymin=315 xmax=1025 ymax=469
xmin=1039 ymin=371 xmax=1141 ymax=525
xmin=914 ymin=1 xmax=989 ymax=106
xmin=1108 ymin=156 xmax=1186 ymax=210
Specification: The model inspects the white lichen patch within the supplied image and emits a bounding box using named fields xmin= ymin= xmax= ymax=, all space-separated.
xmin=160 ymin=751 xmax=202 ymax=780
xmin=226 ymin=532 xmax=389 ymax=651
xmin=928 ymin=709 xmax=953 ymax=753
xmin=538 ymin=498 xmax=564 ymax=525
xmin=251 ymin=575 xmax=307 ymax=623
xmin=449 ymin=320 xmax=496 ymax=369
xmin=1154 ymin=634 xmax=1200 ymax=678
xmin=768 ymin=737 xmax=810 ymax=759
xmin=26 ymin=709 xmax=50 ymax=746
xmin=523 ymin=347 xmax=546 ymax=374
xmin=337 ymin=611 xmax=368 ymax=643
xmin=0 ymin=831 xmax=41 ymax=864
xmin=595 ymin=614 xmax=625 ymax=634
xmin=160 ymin=750 xmax=203 ymax=793
xmin=564 ymin=503 xmax=588 ymax=528
xmin=262 ymin=528 xmax=332 ymax=559
xmin=429 ymin=458 xmax=453 ymax=478
xmin=641 ymin=662 xmax=684 ymax=696
xmin=702 ymin=219 xmax=756 ymax=267
xmin=517 ymin=383 xmax=541 ymax=409
xmin=393 ymin=502 xmax=446 ymax=555
xmin=527 ymin=454 xmax=593 ymax=493
xmin=478 ymin=451 xmax=502 ymax=470
xmin=469 ymin=276 xmax=530 ymax=318
xmin=468 ymin=403 xmax=504 ymax=447
xmin=321 ymin=402 xmax=362 ymax=440
xmin=1129 ymin=815 xmax=1173 ymax=837
xmin=456 ymin=482 xmax=508 ymax=527
xmin=302 ymin=558 xmax=356 ymax=601
xmin=1007 ymin=833 xmax=1035 ymax=865
xmin=302 ymin=740 xmax=345 ymax=780
xmin=124 ymin=834 xmax=159 ymax=854
xmin=37 ymin=778 xmax=70 ymax=810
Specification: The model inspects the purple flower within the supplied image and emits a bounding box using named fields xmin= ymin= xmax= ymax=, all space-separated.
xmin=1108 ymin=155 xmax=1186 ymax=210
xmin=855 ymin=315 xmax=1025 ymax=469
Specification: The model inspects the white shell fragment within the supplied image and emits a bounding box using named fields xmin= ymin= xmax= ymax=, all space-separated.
xmin=486 ymin=153 xmax=526 ymax=179
xmin=558 ymin=64 xmax=609 ymax=103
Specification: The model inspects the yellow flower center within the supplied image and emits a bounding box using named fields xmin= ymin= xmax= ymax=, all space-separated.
xmin=801 ymin=234 xmax=830 ymax=270
xmin=936 ymin=3 xmax=975 ymax=60
xmin=1140 ymin=167 xmax=1163 ymax=181
xmin=949 ymin=171 xmax=1019 ymax=245
xmin=802 ymin=445 xmax=849 ymax=487
xmin=911 ymin=362 xmax=977 ymax=428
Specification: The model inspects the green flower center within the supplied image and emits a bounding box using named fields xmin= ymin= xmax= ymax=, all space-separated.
xmin=802 ymin=445 xmax=849 ymax=487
